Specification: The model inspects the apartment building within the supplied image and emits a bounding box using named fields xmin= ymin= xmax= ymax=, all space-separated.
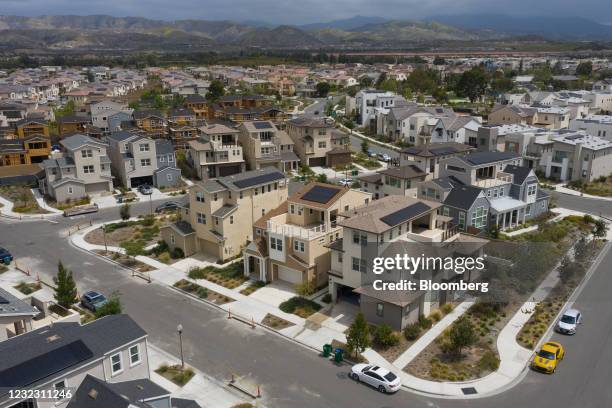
xmin=167 ymin=108 xmax=198 ymax=149
xmin=327 ymin=195 xmax=485 ymax=330
xmin=286 ymin=117 xmax=351 ymax=167
xmin=39 ymin=134 xmax=113 ymax=203
xmin=489 ymin=105 xmax=570 ymax=129
xmin=107 ymin=131 xmax=181 ymax=189
xmin=187 ymin=123 xmax=245 ymax=180
xmin=541 ymin=131 xmax=612 ymax=182
xmin=570 ymin=114 xmax=612 ymax=141
xmin=357 ymin=164 xmax=427 ymax=200
xmin=244 ymin=183 xmax=371 ymax=287
xmin=399 ymin=142 xmax=475 ymax=179
xmin=418 ymin=150 xmax=549 ymax=231
xmin=238 ymin=121 xmax=300 ymax=172
xmin=161 ymin=167 xmax=289 ymax=262
xmin=0 ymin=315 xmax=150 ymax=408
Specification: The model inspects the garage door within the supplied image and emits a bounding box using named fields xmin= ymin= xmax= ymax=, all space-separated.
xmin=308 ymin=157 xmax=326 ymax=167
xmin=278 ymin=265 xmax=303 ymax=284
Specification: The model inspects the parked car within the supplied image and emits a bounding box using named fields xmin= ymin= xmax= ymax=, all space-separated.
xmin=80 ymin=291 xmax=108 ymax=312
xmin=0 ymin=247 xmax=13 ymax=265
xmin=339 ymin=178 xmax=353 ymax=187
xmin=350 ymin=364 xmax=401 ymax=393
xmin=531 ymin=341 xmax=565 ymax=374
xmin=556 ymin=309 xmax=582 ymax=335
xmin=138 ymin=184 xmax=153 ymax=195
xmin=155 ymin=201 xmax=181 ymax=213
xmin=367 ymin=150 xmax=376 ymax=158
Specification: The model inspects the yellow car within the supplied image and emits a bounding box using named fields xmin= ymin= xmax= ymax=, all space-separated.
xmin=531 ymin=341 xmax=565 ymax=374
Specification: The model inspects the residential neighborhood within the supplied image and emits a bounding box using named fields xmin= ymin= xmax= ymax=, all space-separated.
xmin=0 ymin=7 xmax=612 ymax=408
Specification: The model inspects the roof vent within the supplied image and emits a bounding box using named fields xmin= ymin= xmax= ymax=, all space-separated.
xmin=88 ymin=389 xmax=98 ymax=399
xmin=46 ymin=334 xmax=61 ymax=343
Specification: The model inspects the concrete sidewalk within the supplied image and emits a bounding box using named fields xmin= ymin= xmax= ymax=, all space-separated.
xmin=553 ymin=184 xmax=612 ymax=202
xmin=0 ymin=195 xmax=59 ymax=220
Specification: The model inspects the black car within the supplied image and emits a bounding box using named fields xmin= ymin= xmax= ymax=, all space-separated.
xmin=80 ymin=291 xmax=108 ymax=312
xmin=155 ymin=201 xmax=181 ymax=213
xmin=0 ymin=247 xmax=13 ymax=265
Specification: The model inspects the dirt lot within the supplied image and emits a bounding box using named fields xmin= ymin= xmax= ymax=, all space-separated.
xmin=0 ymin=185 xmax=48 ymax=214
xmin=85 ymin=220 xmax=161 ymax=247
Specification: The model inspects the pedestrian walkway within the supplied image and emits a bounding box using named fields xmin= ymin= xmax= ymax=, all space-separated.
xmin=0 ymin=195 xmax=59 ymax=220
xmin=30 ymin=188 xmax=63 ymax=214
xmin=553 ymin=184 xmax=612 ymax=202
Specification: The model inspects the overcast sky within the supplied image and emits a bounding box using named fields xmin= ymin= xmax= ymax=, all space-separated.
xmin=0 ymin=0 xmax=610 ymax=25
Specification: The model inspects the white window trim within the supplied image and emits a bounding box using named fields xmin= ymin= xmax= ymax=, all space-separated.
xmin=129 ymin=344 xmax=141 ymax=367
xmin=110 ymin=352 xmax=123 ymax=376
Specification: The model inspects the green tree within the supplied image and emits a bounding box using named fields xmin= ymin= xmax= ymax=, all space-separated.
xmin=433 ymin=56 xmax=446 ymax=65
xmin=316 ymin=82 xmax=331 ymax=97
xmin=315 ymin=173 xmax=328 ymax=183
xmin=206 ymin=80 xmax=225 ymax=102
xmin=455 ymin=68 xmax=488 ymax=103
xmin=361 ymin=139 xmax=369 ymax=155
xmin=448 ymin=316 xmax=477 ymax=357
xmin=359 ymin=76 xmax=373 ymax=88
xmin=346 ymin=312 xmax=370 ymax=356
xmin=95 ymin=291 xmax=122 ymax=318
xmin=432 ymin=86 xmax=448 ymax=104
xmin=53 ymin=261 xmax=77 ymax=309
xmin=119 ymin=203 xmax=130 ymax=220
xmin=575 ymin=61 xmax=593 ymax=77
xmin=593 ymin=219 xmax=608 ymax=238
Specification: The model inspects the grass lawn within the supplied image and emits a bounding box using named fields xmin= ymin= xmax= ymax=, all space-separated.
xmin=0 ymin=185 xmax=48 ymax=214
xmin=261 ymin=313 xmax=294 ymax=330
xmin=155 ymin=364 xmax=194 ymax=386
xmin=14 ymin=281 xmax=41 ymax=295
xmin=188 ymin=261 xmax=248 ymax=290
xmin=279 ymin=296 xmax=321 ymax=318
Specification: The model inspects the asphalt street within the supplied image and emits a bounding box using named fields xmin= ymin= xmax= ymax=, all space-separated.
xmin=1 ymin=196 xmax=611 ymax=407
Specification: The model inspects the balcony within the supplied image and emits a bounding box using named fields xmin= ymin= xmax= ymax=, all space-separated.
xmin=267 ymin=220 xmax=337 ymax=240
xmin=473 ymin=171 xmax=513 ymax=188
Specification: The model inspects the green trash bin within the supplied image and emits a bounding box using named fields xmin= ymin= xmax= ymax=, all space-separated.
xmin=334 ymin=348 xmax=344 ymax=363
xmin=322 ymin=344 xmax=332 ymax=358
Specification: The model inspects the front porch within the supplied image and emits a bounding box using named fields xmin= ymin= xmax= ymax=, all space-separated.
xmin=490 ymin=197 xmax=527 ymax=230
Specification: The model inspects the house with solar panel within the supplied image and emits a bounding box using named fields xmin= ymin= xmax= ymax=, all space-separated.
xmin=417 ymin=150 xmax=550 ymax=232
xmin=326 ymin=195 xmax=486 ymax=330
xmin=237 ymin=121 xmax=300 ymax=172
xmin=0 ymin=314 xmax=151 ymax=408
xmin=161 ymin=167 xmax=289 ymax=262
xmin=244 ymin=183 xmax=371 ymax=287
xmin=399 ymin=142 xmax=476 ymax=179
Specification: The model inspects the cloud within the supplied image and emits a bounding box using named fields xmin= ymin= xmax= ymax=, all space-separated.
xmin=0 ymin=0 xmax=610 ymax=24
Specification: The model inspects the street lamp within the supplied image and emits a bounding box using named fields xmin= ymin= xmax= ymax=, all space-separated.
xmin=177 ymin=323 xmax=184 ymax=370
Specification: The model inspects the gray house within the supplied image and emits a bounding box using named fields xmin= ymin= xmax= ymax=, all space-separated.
xmin=154 ymin=140 xmax=181 ymax=189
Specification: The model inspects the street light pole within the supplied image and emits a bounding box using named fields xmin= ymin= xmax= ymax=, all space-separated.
xmin=103 ymin=227 xmax=107 ymax=252
xmin=177 ymin=324 xmax=184 ymax=370
xmin=149 ymin=193 xmax=153 ymax=216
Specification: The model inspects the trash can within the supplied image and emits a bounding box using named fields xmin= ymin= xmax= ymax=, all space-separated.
xmin=2 ymin=257 xmax=10 ymax=265
xmin=334 ymin=348 xmax=344 ymax=363
xmin=322 ymin=344 xmax=332 ymax=358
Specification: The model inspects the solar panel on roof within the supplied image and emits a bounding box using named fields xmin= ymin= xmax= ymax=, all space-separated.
xmin=0 ymin=340 xmax=93 ymax=388
xmin=253 ymin=121 xmax=272 ymax=129
xmin=232 ymin=171 xmax=285 ymax=189
xmin=301 ymin=185 xmax=341 ymax=204
xmin=466 ymin=151 xmax=517 ymax=165
xmin=380 ymin=202 xmax=431 ymax=227
xmin=564 ymin=134 xmax=584 ymax=140
xmin=429 ymin=147 xmax=457 ymax=155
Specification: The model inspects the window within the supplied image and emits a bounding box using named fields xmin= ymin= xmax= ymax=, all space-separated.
xmin=197 ymin=212 xmax=206 ymax=224
xmin=83 ymin=165 xmax=94 ymax=174
xmin=110 ymin=352 xmax=123 ymax=375
xmin=443 ymin=206 xmax=449 ymax=217
xmin=472 ymin=207 xmax=488 ymax=228
xmin=527 ymin=184 xmax=537 ymax=196
xmin=318 ymin=141 xmax=327 ymax=148
xmin=290 ymin=204 xmax=295 ymax=214
xmin=447 ymin=165 xmax=466 ymax=173
xmin=68 ymin=186 xmax=73 ymax=194
xmin=338 ymin=252 xmax=343 ymax=263
xmin=526 ymin=204 xmax=531 ymax=215
xmin=167 ymin=174 xmax=173 ymax=182
xmin=81 ymin=149 xmax=93 ymax=158
xmin=141 ymin=158 xmax=151 ymax=167
xmin=129 ymin=345 xmax=141 ymax=366
xmin=271 ymin=237 xmax=283 ymax=251
xmin=293 ymin=240 xmax=305 ymax=252
xmin=168 ymin=155 xmax=174 ymax=162
xmin=213 ymin=193 xmax=217 ymax=201
xmin=170 ymin=234 xmax=175 ymax=244
xmin=376 ymin=303 xmax=384 ymax=317
xmin=351 ymin=257 xmax=367 ymax=273
xmin=160 ymin=156 xmax=165 ymax=162
xmin=458 ymin=212 xmax=466 ymax=230
xmin=139 ymin=143 xmax=150 ymax=152
xmin=196 ymin=191 xmax=204 ymax=202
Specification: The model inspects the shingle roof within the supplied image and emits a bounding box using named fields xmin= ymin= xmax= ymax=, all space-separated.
xmin=504 ymin=165 xmax=533 ymax=185
xmin=0 ymin=288 xmax=40 ymax=317
xmin=171 ymin=221 xmax=195 ymax=235
xmin=60 ymin=134 xmax=107 ymax=151
xmin=443 ymin=185 xmax=483 ymax=210
xmin=378 ymin=164 xmax=425 ymax=180
xmin=155 ymin=139 xmax=175 ymax=156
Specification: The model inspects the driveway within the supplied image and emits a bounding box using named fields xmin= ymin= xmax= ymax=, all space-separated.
xmin=249 ymin=280 xmax=297 ymax=307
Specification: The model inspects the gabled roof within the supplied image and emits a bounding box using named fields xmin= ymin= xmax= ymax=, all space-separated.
xmin=155 ymin=139 xmax=174 ymax=156
xmin=289 ymin=182 xmax=347 ymax=209
xmin=401 ymin=142 xmax=474 ymax=157
xmin=504 ymin=165 xmax=533 ymax=185
xmin=443 ymin=185 xmax=483 ymax=211
xmin=378 ymin=164 xmax=425 ymax=180
xmin=60 ymin=134 xmax=107 ymax=151
xmin=0 ymin=288 xmax=39 ymax=317
xmin=133 ymin=109 xmax=164 ymax=120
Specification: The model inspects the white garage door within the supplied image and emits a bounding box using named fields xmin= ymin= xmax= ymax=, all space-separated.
xmin=278 ymin=265 xmax=302 ymax=284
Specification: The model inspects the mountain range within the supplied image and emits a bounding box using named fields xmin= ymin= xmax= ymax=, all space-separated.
xmin=0 ymin=14 xmax=610 ymax=53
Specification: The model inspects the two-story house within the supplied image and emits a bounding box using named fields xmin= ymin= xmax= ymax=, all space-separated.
xmin=89 ymin=100 xmax=133 ymax=135
xmin=161 ymin=167 xmax=289 ymax=262
xmin=133 ymin=109 xmax=166 ymax=138
xmin=327 ymin=195 xmax=485 ymax=330
xmin=107 ymin=132 xmax=181 ymax=189
xmin=57 ymin=116 xmax=91 ymax=138
xmin=244 ymin=183 xmax=371 ymax=287
xmin=286 ymin=117 xmax=350 ymax=167
xmin=39 ymin=134 xmax=113 ymax=203
xmin=399 ymin=142 xmax=475 ymax=179
xmin=184 ymin=94 xmax=208 ymax=119
xmin=238 ymin=121 xmax=300 ymax=172
xmin=15 ymin=118 xmax=50 ymax=139
xmin=187 ymin=123 xmax=245 ymax=180
xmin=167 ymin=108 xmax=198 ymax=150
xmin=357 ymin=164 xmax=427 ymax=200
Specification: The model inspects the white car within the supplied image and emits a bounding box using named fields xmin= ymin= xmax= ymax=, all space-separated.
xmin=556 ymin=308 xmax=581 ymax=335
xmin=350 ymin=364 xmax=401 ymax=393
xmin=339 ymin=178 xmax=353 ymax=186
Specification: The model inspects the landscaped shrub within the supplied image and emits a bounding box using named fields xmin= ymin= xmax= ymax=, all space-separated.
xmin=158 ymin=252 xmax=171 ymax=263
xmin=441 ymin=303 xmax=454 ymax=314
xmin=295 ymin=281 xmax=315 ymax=296
xmin=478 ymin=350 xmax=500 ymax=372
xmin=404 ymin=322 xmax=421 ymax=341
xmin=196 ymin=286 xmax=208 ymax=299
xmin=373 ymin=324 xmax=400 ymax=348
xmin=171 ymin=247 xmax=184 ymax=259
xmin=142 ymin=214 xmax=155 ymax=226
xmin=418 ymin=314 xmax=432 ymax=329
xmin=279 ymin=296 xmax=321 ymax=317
xmin=321 ymin=293 xmax=332 ymax=303
xmin=430 ymin=310 xmax=442 ymax=322
xmin=188 ymin=267 xmax=206 ymax=280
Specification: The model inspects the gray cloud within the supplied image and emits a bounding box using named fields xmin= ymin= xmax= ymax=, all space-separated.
xmin=0 ymin=0 xmax=610 ymax=24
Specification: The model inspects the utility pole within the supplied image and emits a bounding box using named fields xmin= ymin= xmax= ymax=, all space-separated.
xmin=177 ymin=324 xmax=184 ymax=370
